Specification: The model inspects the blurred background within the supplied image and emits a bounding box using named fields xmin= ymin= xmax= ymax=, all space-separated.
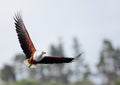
xmin=0 ymin=0 xmax=120 ymax=85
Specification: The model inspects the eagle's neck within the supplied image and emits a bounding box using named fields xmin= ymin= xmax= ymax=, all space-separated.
xmin=33 ymin=51 xmax=44 ymax=62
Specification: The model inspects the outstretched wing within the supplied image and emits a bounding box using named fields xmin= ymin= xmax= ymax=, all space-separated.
xmin=37 ymin=53 xmax=82 ymax=64
xmin=14 ymin=13 xmax=36 ymax=58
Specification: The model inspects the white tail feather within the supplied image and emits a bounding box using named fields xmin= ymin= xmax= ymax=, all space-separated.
xmin=24 ymin=59 xmax=37 ymax=68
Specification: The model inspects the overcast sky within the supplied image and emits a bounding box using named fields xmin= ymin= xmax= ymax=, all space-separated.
xmin=0 ymin=0 xmax=120 ymax=72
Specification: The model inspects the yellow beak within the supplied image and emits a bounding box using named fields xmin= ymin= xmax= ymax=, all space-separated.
xmin=41 ymin=51 xmax=46 ymax=55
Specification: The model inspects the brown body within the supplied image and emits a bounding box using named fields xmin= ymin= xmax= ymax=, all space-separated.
xmin=14 ymin=13 xmax=81 ymax=67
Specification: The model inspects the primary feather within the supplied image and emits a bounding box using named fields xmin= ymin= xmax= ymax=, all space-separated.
xmin=14 ymin=13 xmax=36 ymax=58
xmin=37 ymin=56 xmax=74 ymax=64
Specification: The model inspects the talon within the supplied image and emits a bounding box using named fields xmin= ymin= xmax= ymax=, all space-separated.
xmin=29 ymin=64 xmax=32 ymax=68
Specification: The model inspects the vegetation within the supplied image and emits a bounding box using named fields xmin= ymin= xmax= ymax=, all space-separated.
xmin=97 ymin=39 xmax=120 ymax=85
xmin=4 ymin=79 xmax=94 ymax=85
xmin=0 ymin=38 xmax=120 ymax=85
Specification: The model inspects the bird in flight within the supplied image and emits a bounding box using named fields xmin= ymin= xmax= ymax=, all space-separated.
xmin=14 ymin=13 xmax=81 ymax=68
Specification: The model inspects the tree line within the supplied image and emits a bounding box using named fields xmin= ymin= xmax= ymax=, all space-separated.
xmin=1 ymin=38 xmax=120 ymax=85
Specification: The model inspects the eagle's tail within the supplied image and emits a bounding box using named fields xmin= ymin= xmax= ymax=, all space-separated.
xmin=24 ymin=59 xmax=37 ymax=68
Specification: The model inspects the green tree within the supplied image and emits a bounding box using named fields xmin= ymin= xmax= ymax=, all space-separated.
xmin=14 ymin=53 xmax=25 ymax=63
xmin=73 ymin=37 xmax=80 ymax=55
xmin=13 ymin=53 xmax=28 ymax=80
xmin=97 ymin=39 xmax=117 ymax=85
xmin=71 ymin=37 xmax=86 ymax=81
xmin=48 ymin=39 xmax=69 ymax=83
xmin=13 ymin=53 xmax=38 ymax=80
xmin=7 ymin=79 xmax=40 ymax=85
xmin=113 ymin=48 xmax=120 ymax=71
xmin=74 ymin=79 xmax=94 ymax=85
xmin=114 ymin=78 xmax=120 ymax=85
xmin=0 ymin=64 xmax=16 ymax=83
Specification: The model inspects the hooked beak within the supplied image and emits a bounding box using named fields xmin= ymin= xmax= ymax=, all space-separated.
xmin=41 ymin=51 xmax=46 ymax=55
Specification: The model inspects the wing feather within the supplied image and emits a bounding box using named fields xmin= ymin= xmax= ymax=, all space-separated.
xmin=37 ymin=56 xmax=74 ymax=64
xmin=38 ymin=53 xmax=82 ymax=64
xmin=14 ymin=13 xmax=36 ymax=58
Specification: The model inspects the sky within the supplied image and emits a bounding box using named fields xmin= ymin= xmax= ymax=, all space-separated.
xmin=0 ymin=0 xmax=120 ymax=72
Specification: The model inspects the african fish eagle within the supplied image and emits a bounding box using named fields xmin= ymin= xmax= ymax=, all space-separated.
xmin=14 ymin=13 xmax=81 ymax=68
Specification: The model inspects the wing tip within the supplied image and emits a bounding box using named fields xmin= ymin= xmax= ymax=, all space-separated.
xmin=75 ymin=53 xmax=82 ymax=58
xmin=14 ymin=12 xmax=23 ymax=23
xmin=72 ymin=52 xmax=83 ymax=62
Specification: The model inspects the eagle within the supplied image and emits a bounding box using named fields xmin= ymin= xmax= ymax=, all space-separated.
xmin=14 ymin=13 xmax=81 ymax=68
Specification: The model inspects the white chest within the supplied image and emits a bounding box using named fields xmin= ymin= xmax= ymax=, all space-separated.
xmin=33 ymin=51 xmax=44 ymax=61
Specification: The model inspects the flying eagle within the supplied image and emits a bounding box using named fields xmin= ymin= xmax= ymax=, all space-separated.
xmin=14 ymin=13 xmax=81 ymax=68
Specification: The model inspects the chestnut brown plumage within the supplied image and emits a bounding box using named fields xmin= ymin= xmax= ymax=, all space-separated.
xmin=14 ymin=13 xmax=81 ymax=68
xmin=14 ymin=14 xmax=36 ymax=59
